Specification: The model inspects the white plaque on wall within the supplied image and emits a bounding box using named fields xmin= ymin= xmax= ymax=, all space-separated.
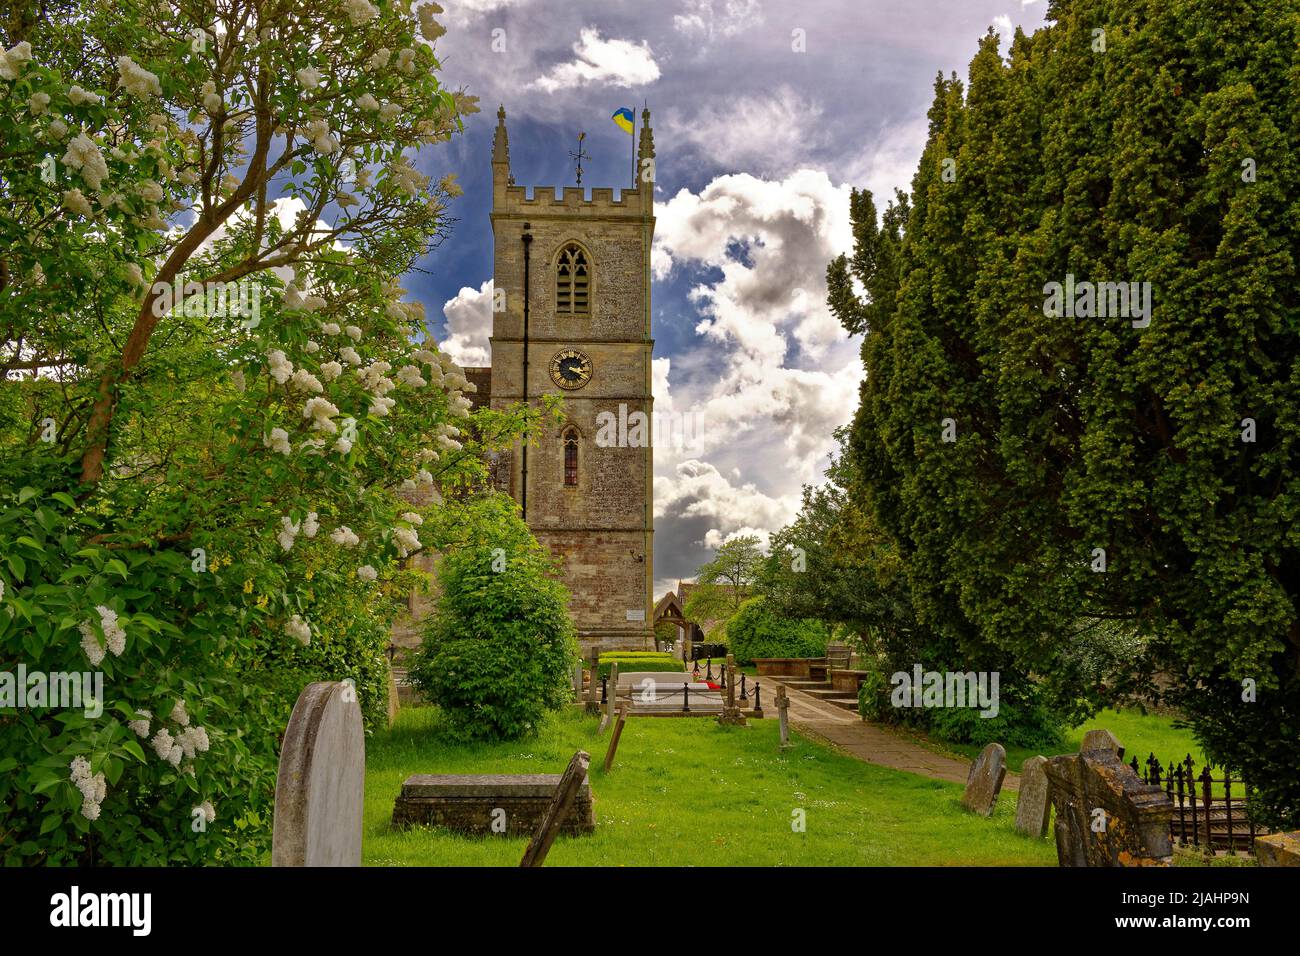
xmin=625 ymin=609 xmax=646 ymax=622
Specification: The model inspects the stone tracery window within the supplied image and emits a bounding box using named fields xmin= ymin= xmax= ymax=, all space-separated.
xmin=556 ymin=243 xmax=590 ymax=314
xmin=563 ymin=426 xmax=579 ymax=486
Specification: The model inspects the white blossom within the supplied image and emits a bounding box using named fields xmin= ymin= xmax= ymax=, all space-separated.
xmin=369 ymin=395 xmax=396 ymax=417
xmin=304 ymin=340 xmax=321 ymax=354
xmin=333 ymin=436 xmax=354 ymax=454
xmin=27 ymin=91 xmax=49 ymax=114
xmin=278 ymin=515 xmax=300 ymax=551
xmin=170 ymin=699 xmax=190 ymax=727
xmin=401 ymin=512 xmax=423 ymax=526
xmin=67 ymin=85 xmax=101 ymax=106
xmin=357 ymin=93 xmax=380 ymax=112
xmin=290 ymin=368 xmax=324 ymax=393
xmin=320 ymin=361 xmax=343 ymax=382
xmin=305 ymin=118 xmax=338 ymax=155
xmin=330 ymin=526 xmax=360 ymax=548
xmin=357 ymin=565 xmax=377 ymax=582
xmin=396 ymin=364 xmax=426 ymax=388
xmin=321 ymin=322 xmax=341 ymax=336
xmin=345 ymin=0 xmax=380 ymax=26
xmin=393 ymin=526 xmax=421 ymax=558
xmin=116 ymin=56 xmax=162 ymax=98
xmin=0 ymin=41 xmax=33 ymax=82
xmin=62 ymin=132 xmax=109 ymax=190
xmin=339 ymin=346 xmax=362 ymax=366
xmin=345 ymin=325 xmax=363 ymax=342
xmin=152 ymin=727 xmax=175 ymax=760
xmin=62 ymin=188 xmax=93 ymax=218
xmin=285 ymin=614 xmax=312 ymax=645
xmin=303 ymin=512 xmax=320 ymax=538
xmin=267 ymin=349 xmax=294 ymax=384
xmin=366 ymin=48 xmax=391 ymax=71
xmin=264 ymin=427 xmax=292 ymax=456
xmin=128 ymin=710 xmax=152 ymax=738
xmin=201 ymin=80 xmax=222 ymax=113
xmin=296 ymin=67 xmax=322 ymax=91
xmin=46 ymin=119 xmax=68 ymax=142
xmin=303 ymin=396 xmax=340 ymax=433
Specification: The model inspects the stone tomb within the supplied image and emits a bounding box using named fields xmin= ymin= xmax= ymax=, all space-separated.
xmin=1043 ymin=749 xmax=1172 ymax=866
xmin=392 ymin=773 xmax=595 ymax=836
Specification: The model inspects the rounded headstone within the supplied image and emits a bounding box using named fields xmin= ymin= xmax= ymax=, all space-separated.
xmin=272 ymin=681 xmax=365 ymax=867
xmin=1014 ymin=755 xmax=1052 ymax=837
xmin=1080 ymin=728 xmax=1122 ymax=756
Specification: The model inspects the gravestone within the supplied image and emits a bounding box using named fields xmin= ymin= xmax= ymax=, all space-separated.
xmin=571 ymin=661 xmax=583 ymax=700
xmin=603 ymin=702 xmax=630 ymax=772
xmin=960 ymin=743 xmax=1007 ymax=816
xmin=386 ymin=669 xmax=400 ymax=728
xmin=716 ymin=655 xmax=747 ymax=726
xmin=1080 ymin=728 xmax=1123 ymax=759
xmin=585 ymin=649 xmax=601 ymax=715
xmin=520 ymin=750 xmax=591 ymax=868
xmin=272 ymin=681 xmax=365 ymax=867
xmin=775 ymin=685 xmax=791 ymax=749
xmin=1014 ymin=755 xmax=1051 ymax=837
xmin=1043 ymin=749 xmax=1172 ymax=866
xmin=1255 ymin=831 xmax=1300 ymax=867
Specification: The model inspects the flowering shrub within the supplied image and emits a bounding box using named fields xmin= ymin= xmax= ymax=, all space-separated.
xmin=0 ymin=2 xmax=546 ymax=864
xmin=408 ymin=498 xmax=579 ymax=742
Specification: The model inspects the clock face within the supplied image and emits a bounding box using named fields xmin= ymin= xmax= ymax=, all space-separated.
xmin=549 ymin=349 xmax=592 ymax=390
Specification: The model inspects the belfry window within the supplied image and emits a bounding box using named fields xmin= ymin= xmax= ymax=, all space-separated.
xmin=556 ymin=244 xmax=590 ymax=314
xmin=563 ymin=427 xmax=579 ymax=486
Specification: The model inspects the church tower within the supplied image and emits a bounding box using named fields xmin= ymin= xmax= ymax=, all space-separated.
xmin=486 ymin=106 xmax=655 ymax=653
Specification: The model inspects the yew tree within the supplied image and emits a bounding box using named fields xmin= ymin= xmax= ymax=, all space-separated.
xmin=832 ymin=0 xmax=1300 ymax=824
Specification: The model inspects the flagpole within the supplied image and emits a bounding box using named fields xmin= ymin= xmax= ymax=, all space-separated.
xmin=631 ymin=109 xmax=637 ymax=188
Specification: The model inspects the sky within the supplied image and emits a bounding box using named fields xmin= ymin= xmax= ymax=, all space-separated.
xmin=408 ymin=0 xmax=1052 ymax=599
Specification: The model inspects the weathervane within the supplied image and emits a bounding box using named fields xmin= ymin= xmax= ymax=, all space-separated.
xmin=570 ymin=131 xmax=589 ymax=186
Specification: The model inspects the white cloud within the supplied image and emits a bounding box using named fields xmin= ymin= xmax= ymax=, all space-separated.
xmin=655 ymin=459 xmax=795 ymax=542
xmin=661 ymin=86 xmax=826 ymax=177
xmin=531 ymin=28 xmax=660 ymax=93
xmin=648 ymin=168 xmax=864 ymax=573
xmin=673 ymin=0 xmax=764 ymax=41
xmin=992 ymin=14 xmax=1015 ymax=39
xmin=653 ymin=167 xmax=854 ymax=367
xmin=439 ymin=279 xmax=493 ymax=367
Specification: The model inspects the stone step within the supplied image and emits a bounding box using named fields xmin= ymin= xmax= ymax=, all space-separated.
xmin=783 ymin=680 xmax=833 ymax=692
xmin=805 ymin=687 xmax=848 ymax=700
xmin=826 ymin=697 xmax=861 ymax=713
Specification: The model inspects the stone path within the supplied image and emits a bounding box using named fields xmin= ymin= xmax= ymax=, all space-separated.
xmin=760 ymin=675 xmax=1020 ymax=792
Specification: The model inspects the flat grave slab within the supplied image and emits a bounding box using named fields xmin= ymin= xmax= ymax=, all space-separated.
xmin=391 ymin=773 xmax=595 ymax=836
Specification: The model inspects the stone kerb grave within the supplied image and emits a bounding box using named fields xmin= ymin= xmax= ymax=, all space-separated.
xmin=1043 ymin=748 xmax=1173 ymax=866
xmin=272 ymin=681 xmax=365 ymax=867
xmin=392 ymin=772 xmax=595 ymax=836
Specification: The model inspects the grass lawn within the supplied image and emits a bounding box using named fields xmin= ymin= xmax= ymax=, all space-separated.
xmin=923 ymin=708 xmax=1205 ymax=775
xmin=363 ymin=705 xmax=1058 ymax=867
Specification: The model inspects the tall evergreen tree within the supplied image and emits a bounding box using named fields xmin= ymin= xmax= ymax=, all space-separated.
xmin=833 ymin=0 xmax=1300 ymax=824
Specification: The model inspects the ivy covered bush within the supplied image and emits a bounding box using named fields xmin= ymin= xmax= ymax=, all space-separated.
xmin=407 ymin=499 xmax=579 ymax=742
xmin=725 ymin=597 xmax=830 ymax=666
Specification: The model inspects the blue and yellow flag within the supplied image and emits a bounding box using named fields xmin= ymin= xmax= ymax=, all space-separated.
xmin=611 ymin=107 xmax=634 ymax=135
